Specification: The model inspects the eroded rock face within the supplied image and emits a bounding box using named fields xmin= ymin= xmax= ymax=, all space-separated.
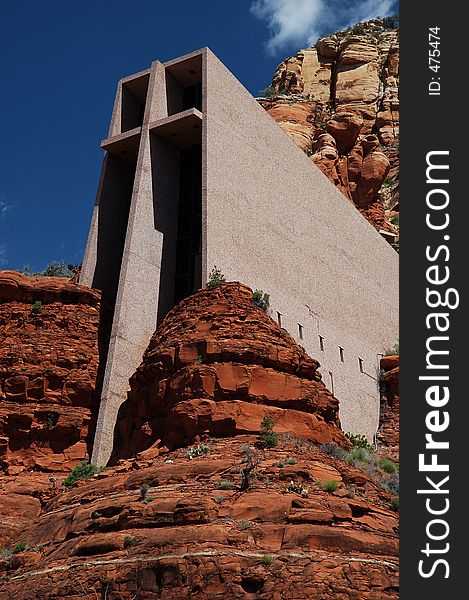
xmin=0 ymin=277 xmax=399 ymax=597
xmin=112 ymin=283 xmax=346 ymax=460
xmin=0 ymin=271 xmax=100 ymax=476
xmin=261 ymin=18 xmax=399 ymax=239
xmin=377 ymin=355 xmax=399 ymax=463
xmin=0 ymin=435 xmax=398 ymax=599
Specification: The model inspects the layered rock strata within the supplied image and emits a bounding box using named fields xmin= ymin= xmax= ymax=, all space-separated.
xmin=1 ymin=435 xmax=398 ymax=599
xmin=0 ymin=270 xmax=100 ymax=475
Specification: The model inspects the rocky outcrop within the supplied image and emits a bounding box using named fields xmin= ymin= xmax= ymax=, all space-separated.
xmin=112 ymin=282 xmax=346 ymax=460
xmin=0 ymin=271 xmax=100 ymax=476
xmin=0 ymin=434 xmax=398 ymax=598
xmin=259 ymin=18 xmax=399 ymax=242
xmin=0 ymin=278 xmax=399 ymax=597
xmin=377 ymin=355 xmax=399 ymax=462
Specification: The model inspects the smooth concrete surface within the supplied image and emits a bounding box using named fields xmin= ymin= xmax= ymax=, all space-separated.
xmin=204 ymin=48 xmax=398 ymax=441
xmin=81 ymin=47 xmax=398 ymax=465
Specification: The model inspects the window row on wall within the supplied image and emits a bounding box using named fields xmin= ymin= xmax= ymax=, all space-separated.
xmin=275 ymin=310 xmax=365 ymax=374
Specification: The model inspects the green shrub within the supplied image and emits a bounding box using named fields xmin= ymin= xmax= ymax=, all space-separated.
xmin=252 ymin=290 xmax=270 ymax=311
xmin=140 ymin=483 xmax=150 ymax=499
xmin=237 ymin=520 xmax=253 ymax=530
xmin=384 ymin=341 xmax=399 ymax=356
xmin=320 ymin=480 xmax=339 ymax=493
xmin=31 ymin=300 xmax=42 ymax=314
xmin=320 ymin=443 xmax=348 ymax=461
xmin=379 ymin=458 xmax=397 ymax=474
xmin=382 ymin=15 xmax=399 ymax=29
xmin=12 ymin=541 xmax=28 ymax=554
xmin=123 ymin=535 xmax=135 ymax=548
xmin=142 ymin=495 xmax=154 ymax=505
xmin=390 ymin=496 xmax=399 ymax=512
xmin=256 ymin=417 xmax=278 ymax=449
xmin=348 ymin=446 xmax=372 ymax=464
xmin=63 ymin=461 xmax=103 ymax=488
xmin=350 ymin=24 xmax=367 ymax=35
xmin=345 ymin=433 xmax=373 ymax=452
xmin=382 ymin=176 xmax=394 ymax=188
xmin=44 ymin=412 xmax=59 ymax=429
xmin=381 ymin=473 xmax=399 ymax=495
xmin=259 ymin=86 xmax=276 ymax=98
xmin=390 ymin=215 xmax=399 ymax=226
xmin=277 ymin=461 xmax=285 ymax=468
xmin=206 ymin=266 xmax=225 ymax=289
xmin=286 ymin=457 xmax=297 ymax=465
xmin=186 ymin=444 xmax=211 ymax=460
xmin=217 ymin=481 xmax=233 ymax=490
xmin=261 ymin=554 xmax=274 ymax=565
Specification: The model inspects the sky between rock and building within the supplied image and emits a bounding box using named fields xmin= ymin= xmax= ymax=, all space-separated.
xmin=0 ymin=0 xmax=398 ymax=272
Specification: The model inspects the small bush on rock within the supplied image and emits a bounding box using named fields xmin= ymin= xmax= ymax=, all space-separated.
xmin=123 ymin=536 xmax=135 ymax=548
xmin=320 ymin=443 xmax=348 ymax=461
xmin=345 ymin=433 xmax=374 ymax=452
xmin=217 ymin=481 xmax=233 ymax=490
xmin=140 ymin=483 xmax=150 ymax=499
xmin=252 ymin=290 xmax=270 ymax=311
xmin=31 ymin=300 xmax=42 ymax=314
xmin=186 ymin=444 xmax=211 ymax=460
xmin=12 ymin=541 xmax=28 ymax=554
xmin=63 ymin=461 xmax=103 ymax=488
xmin=379 ymin=458 xmax=397 ymax=474
xmin=320 ymin=480 xmax=339 ymax=493
xmin=256 ymin=417 xmax=278 ymax=449
xmin=261 ymin=554 xmax=274 ymax=565
xmin=206 ymin=266 xmax=225 ymax=289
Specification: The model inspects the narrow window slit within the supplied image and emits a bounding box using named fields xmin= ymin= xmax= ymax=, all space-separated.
xmin=276 ymin=311 xmax=282 ymax=327
xmin=339 ymin=346 xmax=344 ymax=362
xmin=298 ymin=323 xmax=304 ymax=340
xmin=319 ymin=335 xmax=324 ymax=351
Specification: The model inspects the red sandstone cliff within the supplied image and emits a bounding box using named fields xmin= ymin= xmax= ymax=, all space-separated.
xmin=377 ymin=355 xmax=399 ymax=463
xmin=0 ymin=276 xmax=398 ymax=598
xmin=258 ymin=18 xmax=399 ymax=246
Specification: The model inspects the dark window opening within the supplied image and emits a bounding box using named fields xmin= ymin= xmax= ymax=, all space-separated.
xmin=121 ymin=76 xmax=149 ymax=132
xmin=174 ymin=144 xmax=202 ymax=304
xmin=277 ymin=311 xmax=282 ymax=327
xmin=298 ymin=323 xmax=304 ymax=340
xmin=183 ymin=81 xmax=202 ymax=111
xmin=358 ymin=357 xmax=364 ymax=373
xmin=319 ymin=335 xmax=324 ymax=351
xmin=339 ymin=346 xmax=344 ymax=362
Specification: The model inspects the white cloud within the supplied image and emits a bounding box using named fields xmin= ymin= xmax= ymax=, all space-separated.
xmin=0 ymin=196 xmax=14 ymax=221
xmin=251 ymin=0 xmax=396 ymax=55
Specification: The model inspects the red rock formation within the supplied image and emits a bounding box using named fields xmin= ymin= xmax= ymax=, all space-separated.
xmin=0 ymin=270 xmax=100 ymax=475
xmin=112 ymin=282 xmax=346 ymax=460
xmin=377 ymin=355 xmax=399 ymax=463
xmin=0 ymin=435 xmax=398 ymax=598
xmin=260 ymin=18 xmax=399 ymax=242
xmin=0 ymin=278 xmax=399 ymax=597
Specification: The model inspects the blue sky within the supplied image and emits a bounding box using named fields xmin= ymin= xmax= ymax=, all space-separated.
xmin=0 ymin=0 xmax=397 ymax=272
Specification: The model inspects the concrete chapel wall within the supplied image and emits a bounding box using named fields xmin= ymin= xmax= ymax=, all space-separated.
xmin=81 ymin=48 xmax=398 ymax=464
